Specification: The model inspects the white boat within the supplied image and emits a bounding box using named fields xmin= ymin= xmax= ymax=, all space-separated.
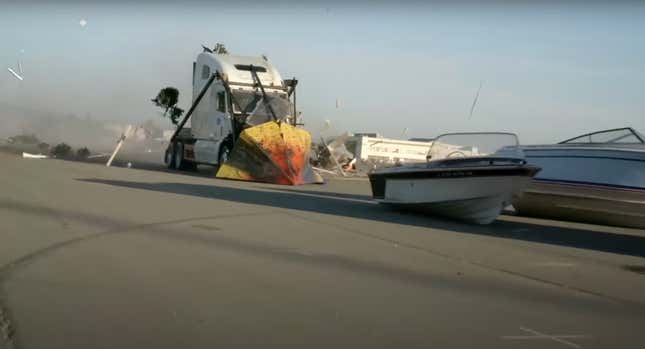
xmin=368 ymin=133 xmax=541 ymax=224
xmin=514 ymin=127 xmax=645 ymax=229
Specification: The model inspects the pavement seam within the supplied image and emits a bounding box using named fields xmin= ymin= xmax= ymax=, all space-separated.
xmin=282 ymin=211 xmax=645 ymax=308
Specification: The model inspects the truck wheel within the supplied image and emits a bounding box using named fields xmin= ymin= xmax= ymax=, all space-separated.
xmin=165 ymin=144 xmax=176 ymax=169
xmin=218 ymin=142 xmax=231 ymax=166
xmin=174 ymin=142 xmax=184 ymax=170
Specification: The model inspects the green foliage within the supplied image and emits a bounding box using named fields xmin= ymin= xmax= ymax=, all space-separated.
xmin=168 ymin=106 xmax=184 ymax=125
xmin=50 ymin=143 xmax=72 ymax=158
xmin=152 ymin=87 xmax=184 ymax=125
xmin=76 ymin=147 xmax=91 ymax=159
xmin=152 ymin=87 xmax=179 ymax=109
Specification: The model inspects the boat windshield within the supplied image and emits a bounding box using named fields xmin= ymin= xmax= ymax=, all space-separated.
xmin=231 ymin=90 xmax=293 ymax=126
xmin=428 ymin=133 xmax=522 ymax=161
xmin=559 ymin=127 xmax=645 ymax=144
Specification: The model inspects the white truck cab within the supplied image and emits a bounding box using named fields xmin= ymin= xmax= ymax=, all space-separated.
xmin=166 ymin=46 xmax=299 ymax=170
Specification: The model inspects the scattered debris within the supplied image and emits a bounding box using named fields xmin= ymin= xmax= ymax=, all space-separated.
xmin=320 ymin=134 xmax=349 ymax=176
xmin=469 ymin=80 xmax=483 ymax=119
xmin=7 ymin=52 xmax=25 ymax=81
xmin=151 ymin=87 xmax=184 ymax=125
xmin=311 ymin=133 xmax=433 ymax=177
xmin=87 ymin=153 xmax=110 ymax=159
xmin=7 ymin=67 xmax=23 ymax=81
xmin=22 ymin=152 xmax=48 ymax=159
xmin=106 ymin=125 xmax=134 ymax=167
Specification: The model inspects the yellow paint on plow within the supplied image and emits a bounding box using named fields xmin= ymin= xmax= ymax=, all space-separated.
xmin=216 ymin=121 xmax=320 ymax=185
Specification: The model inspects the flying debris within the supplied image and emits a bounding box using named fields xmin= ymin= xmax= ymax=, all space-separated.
xmin=322 ymin=119 xmax=332 ymax=133
xmin=201 ymin=45 xmax=213 ymax=53
xmin=8 ymin=50 xmax=25 ymax=80
xmin=469 ymin=80 xmax=483 ymax=119
xmin=7 ymin=67 xmax=23 ymax=81
xmin=79 ymin=19 xmax=88 ymax=27
xmin=22 ymin=152 xmax=48 ymax=159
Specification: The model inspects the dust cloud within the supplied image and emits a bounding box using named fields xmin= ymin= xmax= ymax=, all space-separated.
xmin=0 ymin=102 xmax=171 ymax=154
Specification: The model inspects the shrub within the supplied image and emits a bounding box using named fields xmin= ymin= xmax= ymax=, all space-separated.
xmin=76 ymin=147 xmax=91 ymax=159
xmin=50 ymin=143 xmax=72 ymax=158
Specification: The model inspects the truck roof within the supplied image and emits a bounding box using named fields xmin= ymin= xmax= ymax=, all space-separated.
xmin=197 ymin=52 xmax=284 ymax=88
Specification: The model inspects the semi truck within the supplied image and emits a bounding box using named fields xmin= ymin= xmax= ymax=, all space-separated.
xmin=165 ymin=44 xmax=317 ymax=185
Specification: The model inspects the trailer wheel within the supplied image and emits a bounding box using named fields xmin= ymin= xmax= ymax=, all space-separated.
xmin=218 ymin=142 xmax=231 ymax=166
xmin=174 ymin=142 xmax=184 ymax=170
xmin=165 ymin=144 xmax=176 ymax=169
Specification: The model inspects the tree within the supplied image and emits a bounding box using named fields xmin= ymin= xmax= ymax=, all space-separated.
xmin=76 ymin=147 xmax=91 ymax=159
xmin=151 ymin=87 xmax=184 ymax=125
xmin=50 ymin=143 xmax=72 ymax=158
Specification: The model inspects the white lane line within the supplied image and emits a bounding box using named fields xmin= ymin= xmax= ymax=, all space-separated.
xmin=519 ymin=326 xmax=587 ymax=348
xmin=501 ymin=326 xmax=591 ymax=348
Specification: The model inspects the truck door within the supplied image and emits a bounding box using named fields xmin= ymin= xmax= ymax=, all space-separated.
xmin=209 ymin=86 xmax=229 ymax=141
xmin=192 ymin=62 xmax=223 ymax=164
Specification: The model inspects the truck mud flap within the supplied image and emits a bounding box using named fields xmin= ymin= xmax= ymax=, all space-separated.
xmin=216 ymin=121 xmax=322 ymax=185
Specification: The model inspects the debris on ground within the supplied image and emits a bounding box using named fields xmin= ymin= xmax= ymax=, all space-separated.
xmin=87 ymin=153 xmax=110 ymax=159
xmin=311 ymin=133 xmax=434 ymax=177
xmin=22 ymin=152 xmax=48 ymax=159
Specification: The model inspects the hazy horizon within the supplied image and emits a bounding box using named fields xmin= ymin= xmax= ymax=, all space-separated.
xmin=1 ymin=1 xmax=644 ymax=145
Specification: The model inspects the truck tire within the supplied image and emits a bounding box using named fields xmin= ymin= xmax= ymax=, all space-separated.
xmin=174 ymin=142 xmax=184 ymax=170
xmin=218 ymin=142 xmax=232 ymax=166
xmin=165 ymin=144 xmax=176 ymax=169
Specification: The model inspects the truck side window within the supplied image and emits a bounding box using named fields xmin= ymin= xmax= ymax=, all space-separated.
xmin=201 ymin=65 xmax=210 ymax=80
xmin=217 ymin=91 xmax=226 ymax=112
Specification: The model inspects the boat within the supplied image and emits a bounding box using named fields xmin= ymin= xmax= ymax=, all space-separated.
xmin=368 ymin=133 xmax=541 ymax=224
xmin=514 ymin=127 xmax=645 ymax=229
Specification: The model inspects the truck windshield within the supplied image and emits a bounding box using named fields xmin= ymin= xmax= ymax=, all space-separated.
xmin=232 ymin=90 xmax=293 ymax=126
xmin=232 ymin=90 xmax=262 ymax=114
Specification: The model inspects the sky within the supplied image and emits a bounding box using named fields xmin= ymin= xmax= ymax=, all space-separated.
xmin=1 ymin=1 xmax=644 ymax=144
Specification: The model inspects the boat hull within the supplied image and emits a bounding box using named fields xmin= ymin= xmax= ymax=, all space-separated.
xmin=515 ymin=145 xmax=645 ymax=229
xmin=370 ymin=166 xmax=537 ymax=224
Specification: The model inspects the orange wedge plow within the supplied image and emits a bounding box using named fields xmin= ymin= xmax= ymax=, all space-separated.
xmin=216 ymin=121 xmax=322 ymax=185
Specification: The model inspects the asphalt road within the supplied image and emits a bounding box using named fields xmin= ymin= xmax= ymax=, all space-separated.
xmin=1 ymin=152 xmax=644 ymax=349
